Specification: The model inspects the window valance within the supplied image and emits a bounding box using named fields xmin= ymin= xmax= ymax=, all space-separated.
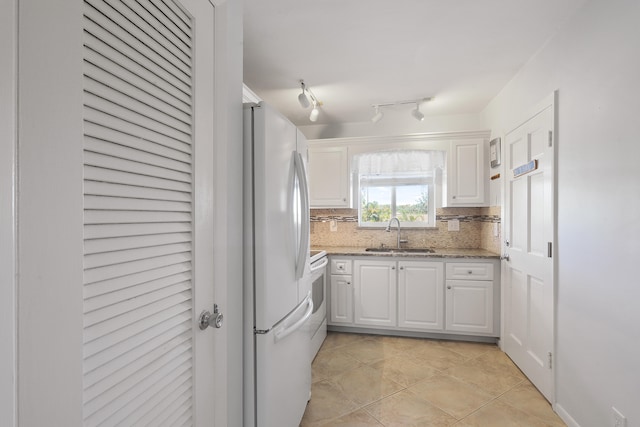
xmin=353 ymin=150 xmax=445 ymax=175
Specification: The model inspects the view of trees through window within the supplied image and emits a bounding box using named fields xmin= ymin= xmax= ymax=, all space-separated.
xmin=360 ymin=183 xmax=429 ymax=225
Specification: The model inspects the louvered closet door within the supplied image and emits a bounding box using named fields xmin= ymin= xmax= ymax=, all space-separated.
xmin=82 ymin=0 xmax=216 ymax=425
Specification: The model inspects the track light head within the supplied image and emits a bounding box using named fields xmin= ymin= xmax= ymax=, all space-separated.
xmin=297 ymin=80 xmax=323 ymax=121
xmin=298 ymin=81 xmax=310 ymax=108
xmin=309 ymin=102 xmax=320 ymax=122
xmin=412 ymin=103 xmax=425 ymax=121
xmin=371 ymin=105 xmax=383 ymax=123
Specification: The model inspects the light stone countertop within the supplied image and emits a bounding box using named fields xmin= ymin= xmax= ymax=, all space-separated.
xmin=313 ymin=246 xmax=500 ymax=259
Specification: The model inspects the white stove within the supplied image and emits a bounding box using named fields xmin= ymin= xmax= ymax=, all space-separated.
xmin=309 ymin=250 xmax=328 ymax=360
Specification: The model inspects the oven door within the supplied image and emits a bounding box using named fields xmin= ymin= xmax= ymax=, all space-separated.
xmin=309 ymin=256 xmax=328 ymax=360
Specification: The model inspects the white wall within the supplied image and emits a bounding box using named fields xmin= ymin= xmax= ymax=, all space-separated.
xmin=299 ymin=110 xmax=483 ymax=140
xmin=0 ymin=0 xmax=17 ymax=425
xmin=482 ymin=0 xmax=640 ymax=425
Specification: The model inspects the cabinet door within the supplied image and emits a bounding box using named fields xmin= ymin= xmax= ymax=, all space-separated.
xmin=330 ymin=275 xmax=353 ymax=324
xmin=308 ymin=146 xmax=349 ymax=207
xmin=353 ymin=260 xmax=397 ymax=327
xmin=447 ymin=140 xmax=487 ymax=206
xmin=445 ymin=280 xmax=493 ymax=334
xmin=398 ymin=261 xmax=444 ymax=331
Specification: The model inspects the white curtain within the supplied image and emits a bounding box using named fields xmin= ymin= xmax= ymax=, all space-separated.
xmin=353 ymin=150 xmax=445 ymax=175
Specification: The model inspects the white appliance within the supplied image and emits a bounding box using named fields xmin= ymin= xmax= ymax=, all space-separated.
xmin=243 ymin=102 xmax=313 ymax=427
xmin=309 ymin=250 xmax=328 ymax=360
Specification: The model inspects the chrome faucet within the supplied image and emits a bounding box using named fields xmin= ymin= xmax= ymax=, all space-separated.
xmin=386 ymin=217 xmax=408 ymax=249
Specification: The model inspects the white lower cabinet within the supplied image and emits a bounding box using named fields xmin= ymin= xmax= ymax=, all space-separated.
xmin=330 ymin=274 xmax=353 ymax=324
xmin=398 ymin=261 xmax=444 ymax=331
xmin=353 ymin=260 xmax=397 ymax=328
xmin=328 ymin=256 xmax=498 ymax=337
xmin=329 ymin=258 xmax=353 ymax=324
xmin=445 ymin=262 xmax=495 ymax=335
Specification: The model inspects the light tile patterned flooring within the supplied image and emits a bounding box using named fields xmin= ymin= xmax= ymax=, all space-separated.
xmin=301 ymin=332 xmax=565 ymax=426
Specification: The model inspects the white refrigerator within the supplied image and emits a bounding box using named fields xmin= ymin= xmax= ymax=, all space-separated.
xmin=243 ymin=102 xmax=313 ymax=427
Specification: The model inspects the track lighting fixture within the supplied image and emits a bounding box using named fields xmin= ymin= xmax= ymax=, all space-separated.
xmin=371 ymin=105 xmax=383 ymax=123
xmin=370 ymin=97 xmax=432 ymax=123
xmin=298 ymin=81 xmax=310 ymax=108
xmin=412 ymin=102 xmax=425 ymax=121
xmin=297 ymin=80 xmax=323 ymax=122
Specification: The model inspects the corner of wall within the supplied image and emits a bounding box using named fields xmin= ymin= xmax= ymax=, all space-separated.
xmin=0 ymin=0 xmax=18 ymax=425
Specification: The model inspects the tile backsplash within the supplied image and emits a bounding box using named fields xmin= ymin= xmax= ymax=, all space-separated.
xmin=311 ymin=206 xmax=501 ymax=254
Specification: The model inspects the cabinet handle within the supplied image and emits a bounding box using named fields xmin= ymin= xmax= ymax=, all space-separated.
xmin=399 ymin=266 xmax=404 ymax=270
xmin=346 ymin=281 xmax=351 ymax=285
xmin=447 ymin=286 xmax=452 ymax=290
xmin=391 ymin=266 xmax=396 ymax=270
xmin=467 ymin=270 xmax=473 ymax=274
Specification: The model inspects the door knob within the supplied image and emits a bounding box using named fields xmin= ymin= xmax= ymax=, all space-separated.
xmin=199 ymin=304 xmax=224 ymax=330
xmin=500 ymin=254 xmax=510 ymax=262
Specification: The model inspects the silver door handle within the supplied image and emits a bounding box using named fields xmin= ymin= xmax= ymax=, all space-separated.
xmin=199 ymin=304 xmax=223 ymax=330
xmin=293 ymin=151 xmax=310 ymax=280
xmin=501 ymin=254 xmax=510 ymax=261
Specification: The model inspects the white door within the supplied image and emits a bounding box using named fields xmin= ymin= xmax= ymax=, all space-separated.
xmin=82 ymin=0 xmax=218 ymax=424
xmin=354 ymin=260 xmax=397 ymax=327
xmin=17 ymin=0 xmax=223 ymax=424
xmin=398 ymin=261 xmax=443 ymax=331
xmin=308 ymin=145 xmax=349 ymax=207
xmin=330 ymin=275 xmax=354 ymax=324
xmin=447 ymin=139 xmax=486 ymax=206
xmin=445 ymin=280 xmax=493 ymax=334
xmin=502 ymin=93 xmax=556 ymax=401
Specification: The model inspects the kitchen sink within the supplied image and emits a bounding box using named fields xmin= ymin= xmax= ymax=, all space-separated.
xmin=365 ymin=247 xmax=435 ymax=254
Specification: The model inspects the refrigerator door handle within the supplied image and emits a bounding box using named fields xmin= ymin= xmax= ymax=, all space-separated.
xmin=274 ymin=292 xmax=313 ymax=342
xmin=293 ymin=151 xmax=310 ymax=280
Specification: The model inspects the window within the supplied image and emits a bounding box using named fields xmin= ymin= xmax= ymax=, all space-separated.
xmin=359 ymin=173 xmax=434 ymax=227
xmin=354 ymin=150 xmax=444 ymax=228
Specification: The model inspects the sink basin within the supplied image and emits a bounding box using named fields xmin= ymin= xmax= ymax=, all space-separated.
xmin=365 ymin=247 xmax=435 ymax=254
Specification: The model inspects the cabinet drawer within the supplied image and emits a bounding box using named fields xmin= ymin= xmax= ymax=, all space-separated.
xmin=446 ymin=262 xmax=493 ymax=280
xmin=331 ymin=258 xmax=353 ymax=275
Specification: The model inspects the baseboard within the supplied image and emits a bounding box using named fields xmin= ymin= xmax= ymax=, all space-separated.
xmin=326 ymin=325 xmax=499 ymax=344
xmin=554 ymin=403 xmax=580 ymax=427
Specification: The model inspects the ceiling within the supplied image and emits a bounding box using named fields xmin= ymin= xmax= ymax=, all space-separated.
xmin=243 ymin=0 xmax=587 ymax=127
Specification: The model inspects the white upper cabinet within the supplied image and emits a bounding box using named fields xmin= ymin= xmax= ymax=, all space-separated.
xmin=445 ymin=139 xmax=487 ymax=206
xmin=308 ymin=132 xmax=490 ymax=211
xmin=308 ymin=145 xmax=349 ymax=208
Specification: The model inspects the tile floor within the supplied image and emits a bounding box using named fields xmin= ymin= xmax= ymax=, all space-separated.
xmin=301 ymin=332 xmax=565 ymax=427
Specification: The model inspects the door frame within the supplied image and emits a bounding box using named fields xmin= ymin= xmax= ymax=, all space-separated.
xmin=210 ymin=0 xmax=244 ymax=424
xmin=500 ymin=91 xmax=558 ymax=403
xmin=0 ymin=0 xmax=17 ymax=425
